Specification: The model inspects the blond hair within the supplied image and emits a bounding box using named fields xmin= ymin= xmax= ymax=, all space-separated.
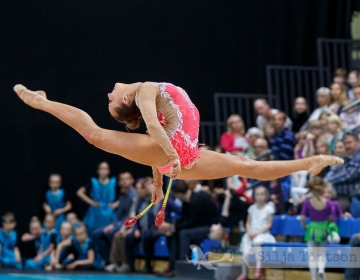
xmin=227 ymin=114 xmax=245 ymax=134
xmin=327 ymin=114 xmax=342 ymax=132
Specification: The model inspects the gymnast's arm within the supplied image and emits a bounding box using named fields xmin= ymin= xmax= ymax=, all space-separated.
xmin=136 ymin=83 xmax=180 ymax=164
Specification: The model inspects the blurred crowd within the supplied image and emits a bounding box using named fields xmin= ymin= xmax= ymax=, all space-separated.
xmin=1 ymin=68 xmax=360 ymax=278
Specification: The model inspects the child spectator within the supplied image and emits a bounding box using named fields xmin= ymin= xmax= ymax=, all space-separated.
xmin=339 ymin=99 xmax=360 ymax=129
xmin=0 ymin=212 xmax=22 ymax=269
xmin=326 ymin=114 xmax=344 ymax=154
xmin=294 ymin=130 xmax=308 ymax=160
xmin=300 ymin=177 xmax=332 ymax=280
xmin=333 ymin=68 xmax=348 ymax=85
xmin=25 ymin=214 xmax=58 ymax=270
xmin=263 ymin=122 xmax=276 ymax=143
xmin=66 ymin=212 xmax=81 ymax=227
xmin=334 ymin=139 xmax=346 ymax=158
xmin=77 ymin=161 xmax=118 ymax=232
xmin=302 ymin=120 xmax=327 ymax=158
xmin=237 ymin=186 xmax=276 ymax=280
xmin=315 ymin=140 xmax=332 ymax=178
xmin=328 ymin=82 xmax=347 ymax=114
xmin=54 ymin=224 xmax=102 ymax=271
xmin=347 ymin=70 xmax=360 ymax=99
xmin=43 ymin=174 xmax=72 ymax=231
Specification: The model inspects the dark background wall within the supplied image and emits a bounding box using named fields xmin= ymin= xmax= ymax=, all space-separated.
xmin=0 ymin=0 xmax=358 ymax=234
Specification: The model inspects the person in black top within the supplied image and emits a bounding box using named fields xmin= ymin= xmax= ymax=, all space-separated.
xmin=158 ymin=180 xmax=219 ymax=277
xmin=291 ymin=97 xmax=309 ymax=133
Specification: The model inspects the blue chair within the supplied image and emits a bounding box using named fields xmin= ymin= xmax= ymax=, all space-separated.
xmin=154 ymin=236 xmax=169 ymax=257
xmin=352 ymin=217 xmax=360 ymax=235
xmin=338 ymin=217 xmax=355 ymax=238
xmin=270 ymin=215 xmax=287 ymax=235
xmin=200 ymin=239 xmax=221 ymax=254
xmin=282 ymin=215 xmax=307 ymax=237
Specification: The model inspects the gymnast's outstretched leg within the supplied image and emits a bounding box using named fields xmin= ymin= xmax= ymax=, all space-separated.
xmin=14 ymin=85 xmax=343 ymax=182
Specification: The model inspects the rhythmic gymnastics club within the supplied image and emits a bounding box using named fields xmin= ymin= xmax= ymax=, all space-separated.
xmin=124 ymin=202 xmax=155 ymax=227
xmin=155 ymin=178 xmax=173 ymax=227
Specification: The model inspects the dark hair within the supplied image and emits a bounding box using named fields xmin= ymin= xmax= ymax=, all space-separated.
xmin=172 ymin=180 xmax=189 ymax=194
xmin=334 ymin=67 xmax=348 ymax=78
xmin=274 ymin=111 xmax=286 ymax=121
xmin=2 ymin=212 xmax=15 ymax=223
xmin=307 ymin=176 xmax=327 ymax=199
xmin=344 ymin=131 xmax=360 ymax=142
xmin=113 ymin=102 xmax=142 ymax=130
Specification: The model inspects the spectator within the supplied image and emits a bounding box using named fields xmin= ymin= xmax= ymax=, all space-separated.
xmin=353 ymin=84 xmax=360 ymax=101
xmin=333 ymin=67 xmax=348 ymax=85
xmin=326 ymin=114 xmax=344 ymax=154
xmin=269 ymin=111 xmax=296 ymax=160
xmin=158 ymin=180 xmax=218 ymax=277
xmin=66 ymin=212 xmax=81 ymax=227
xmin=294 ymin=130 xmax=308 ymax=160
xmin=329 ymin=82 xmax=347 ymax=114
xmin=344 ymin=233 xmax=360 ymax=280
xmin=25 ymin=214 xmax=58 ymax=270
xmin=319 ymin=110 xmax=331 ymax=129
xmin=220 ymin=114 xmax=249 ymax=154
xmin=77 ymin=161 xmax=118 ymax=232
xmin=54 ymin=224 xmax=102 ymax=271
xmin=347 ymin=70 xmax=360 ymax=100
xmin=253 ymin=99 xmax=292 ymax=130
xmin=292 ymin=97 xmax=309 ymax=133
xmin=263 ymin=122 xmax=276 ymax=143
xmin=324 ymin=132 xmax=360 ymax=195
xmin=0 ymin=212 xmax=22 ymax=269
xmin=302 ymin=120 xmax=327 ymax=158
xmin=315 ymin=139 xmax=332 ymax=178
xmin=334 ymin=139 xmax=346 ymax=158
xmin=306 ymin=87 xmax=331 ymax=125
xmin=43 ymin=174 xmax=72 ymax=231
xmin=244 ymin=127 xmax=264 ymax=159
xmin=91 ymin=171 xmax=136 ymax=264
xmin=340 ymin=99 xmax=360 ymax=129
xmin=112 ymin=177 xmax=153 ymax=274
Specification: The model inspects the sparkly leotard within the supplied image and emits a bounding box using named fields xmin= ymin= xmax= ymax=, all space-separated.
xmin=135 ymin=82 xmax=200 ymax=175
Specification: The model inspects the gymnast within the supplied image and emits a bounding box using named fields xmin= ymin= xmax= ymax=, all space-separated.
xmin=14 ymin=82 xmax=343 ymax=205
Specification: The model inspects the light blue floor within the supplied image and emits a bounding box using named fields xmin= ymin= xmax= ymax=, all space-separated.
xmin=1 ymin=274 xmax=175 ymax=280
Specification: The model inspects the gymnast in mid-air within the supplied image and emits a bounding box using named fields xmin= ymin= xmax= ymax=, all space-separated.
xmin=14 ymin=82 xmax=343 ymax=205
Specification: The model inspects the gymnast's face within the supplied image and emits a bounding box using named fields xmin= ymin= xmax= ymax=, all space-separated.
xmin=108 ymin=83 xmax=129 ymax=116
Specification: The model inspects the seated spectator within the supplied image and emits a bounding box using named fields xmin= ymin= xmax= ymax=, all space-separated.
xmin=157 ymin=180 xmax=219 ymax=277
xmin=25 ymin=214 xmax=58 ymax=270
xmin=46 ymin=221 xmax=73 ymax=271
xmin=319 ymin=110 xmax=332 ymax=129
xmin=294 ymin=130 xmax=308 ymax=160
xmin=323 ymin=183 xmax=351 ymax=220
xmin=353 ymin=84 xmax=360 ymax=101
xmin=43 ymin=173 xmax=72 ymax=231
xmin=305 ymin=87 xmax=331 ymax=126
xmin=327 ymin=114 xmax=344 ymax=153
xmin=54 ymin=224 xmax=102 ymax=271
xmin=91 ymin=171 xmax=136 ymax=264
xmin=263 ymin=121 xmax=276 ymax=143
xmin=253 ymin=98 xmax=292 ymax=130
xmin=328 ymin=82 xmax=347 ymax=114
xmin=0 ymin=212 xmax=22 ymax=269
xmin=340 ymin=99 xmax=360 ymax=129
xmin=333 ymin=67 xmax=349 ymax=89
xmin=302 ymin=120 xmax=328 ymax=158
xmin=347 ymin=70 xmax=360 ymax=100
xmin=21 ymin=217 xmax=44 ymax=258
xmin=77 ymin=161 xmax=118 ymax=232
xmin=245 ymin=127 xmax=264 ymax=159
xmin=334 ymin=139 xmax=347 ymax=158
xmin=66 ymin=212 xmax=81 ymax=227
xmin=291 ymin=97 xmax=309 ymax=133
xmin=269 ymin=111 xmax=297 ymax=160
xmin=220 ymin=114 xmax=249 ymax=154
xmin=324 ymin=132 xmax=360 ymax=196
xmin=315 ymin=139 xmax=332 ymax=178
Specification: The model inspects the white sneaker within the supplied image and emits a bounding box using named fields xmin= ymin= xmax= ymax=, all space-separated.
xmin=105 ymin=263 xmax=119 ymax=272
xmin=116 ymin=264 xmax=131 ymax=273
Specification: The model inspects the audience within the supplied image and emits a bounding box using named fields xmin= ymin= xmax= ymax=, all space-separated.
xmin=347 ymin=70 xmax=360 ymax=99
xmin=220 ymin=114 xmax=249 ymax=154
xmin=77 ymin=162 xmax=118 ymax=232
xmin=291 ymin=97 xmax=309 ymax=133
xmin=329 ymin=82 xmax=347 ymax=114
xmin=326 ymin=114 xmax=344 ymax=153
xmin=253 ymin=98 xmax=292 ymax=130
xmin=244 ymin=127 xmax=264 ymax=159
xmin=340 ymin=99 xmax=360 ymax=129
xmin=306 ymin=87 xmax=330 ymax=125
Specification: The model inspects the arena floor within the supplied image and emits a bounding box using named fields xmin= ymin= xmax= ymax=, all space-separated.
xmin=0 ymin=274 xmax=176 ymax=280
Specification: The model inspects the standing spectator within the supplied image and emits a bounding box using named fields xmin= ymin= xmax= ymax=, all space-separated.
xmin=91 ymin=171 xmax=136 ymax=264
xmin=269 ymin=111 xmax=296 ymax=160
xmin=0 ymin=212 xmax=22 ymax=269
xmin=326 ymin=114 xmax=344 ymax=154
xmin=306 ymin=87 xmax=331 ymax=125
xmin=253 ymin=99 xmax=292 ymax=130
xmin=77 ymin=161 xmax=118 ymax=232
xmin=347 ymin=70 xmax=360 ymax=100
xmin=157 ymin=180 xmax=218 ymax=277
xmin=244 ymin=127 xmax=264 ymax=159
xmin=340 ymin=99 xmax=360 ymax=129
xmin=43 ymin=174 xmax=72 ymax=231
xmin=220 ymin=114 xmax=249 ymax=154
xmin=291 ymin=97 xmax=309 ymax=133
xmin=329 ymin=82 xmax=347 ymax=114
xmin=324 ymin=132 xmax=360 ymax=195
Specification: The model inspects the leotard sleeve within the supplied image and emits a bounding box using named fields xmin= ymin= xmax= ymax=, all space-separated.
xmin=152 ymin=166 xmax=163 ymax=189
xmin=136 ymin=83 xmax=179 ymax=161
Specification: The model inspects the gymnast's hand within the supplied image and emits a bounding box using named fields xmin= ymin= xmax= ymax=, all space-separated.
xmin=152 ymin=187 xmax=164 ymax=205
xmin=170 ymin=158 xmax=181 ymax=179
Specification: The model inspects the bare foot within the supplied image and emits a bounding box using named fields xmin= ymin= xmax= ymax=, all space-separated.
xmin=308 ymin=155 xmax=344 ymax=176
xmin=13 ymin=84 xmax=47 ymax=109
